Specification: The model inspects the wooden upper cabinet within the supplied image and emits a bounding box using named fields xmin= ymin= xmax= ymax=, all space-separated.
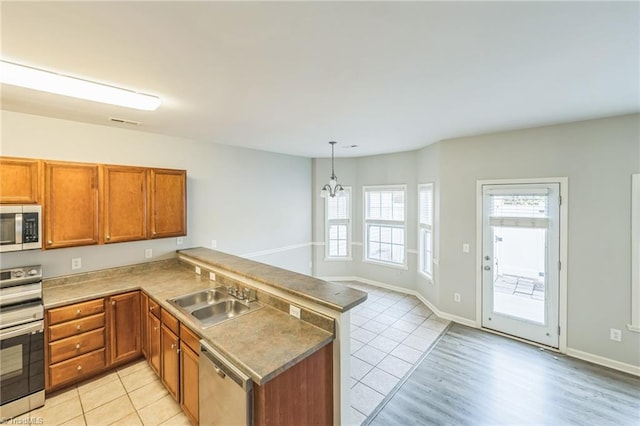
xmin=44 ymin=161 xmax=99 ymax=249
xmin=0 ymin=157 xmax=41 ymax=204
xmin=101 ymin=165 xmax=148 ymax=243
xmin=149 ymin=168 xmax=186 ymax=239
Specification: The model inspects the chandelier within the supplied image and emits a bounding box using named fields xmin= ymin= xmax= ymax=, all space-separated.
xmin=321 ymin=141 xmax=344 ymax=198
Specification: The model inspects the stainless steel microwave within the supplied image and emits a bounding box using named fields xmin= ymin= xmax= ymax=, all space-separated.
xmin=0 ymin=205 xmax=42 ymax=252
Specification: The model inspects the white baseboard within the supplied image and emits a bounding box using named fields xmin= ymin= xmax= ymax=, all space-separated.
xmin=323 ymin=275 xmax=640 ymax=377
xmin=321 ymin=275 xmax=477 ymax=328
xmin=566 ymin=348 xmax=640 ymax=377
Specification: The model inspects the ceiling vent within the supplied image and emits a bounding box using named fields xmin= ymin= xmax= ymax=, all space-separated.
xmin=109 ymin=117 xmax=141 ymax=126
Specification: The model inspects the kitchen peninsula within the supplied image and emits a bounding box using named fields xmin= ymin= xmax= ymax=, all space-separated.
xmin=43 ymin=247 xmax=367 ymax=425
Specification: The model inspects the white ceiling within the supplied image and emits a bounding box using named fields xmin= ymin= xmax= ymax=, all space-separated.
xmin=1 ymin=1 xmax=638 ymax=158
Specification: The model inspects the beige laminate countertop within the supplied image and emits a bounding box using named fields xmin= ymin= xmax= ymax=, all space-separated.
xmin=43 ymin=260 xmax=334 ymax=385
xmin=178 ymin=247 xmax=367 ymax=312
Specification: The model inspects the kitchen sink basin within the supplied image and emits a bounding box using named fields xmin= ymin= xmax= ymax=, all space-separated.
xmin=168 ymin=288 xmax=227 ymax=309
xmin=167 ymin=287 xmax=262 ymax=328
xmin=191 ymin=299 xmax=260 ymax=327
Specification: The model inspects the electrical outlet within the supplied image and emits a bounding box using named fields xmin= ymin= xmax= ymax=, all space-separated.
xmin=454 ymin=293 xmax=461 ymax=303
xmin=177 ymin=237 xmax=184 ymax=245
xmin=289 ymin=305 xmax=301 ymax=319
xmin=145 ymin=248 xmax=152 ymax=259
xmin=211 ymin=240 xmax=217 ymax=249
xmin=71 ymin=258 xmax=82 ymax=270
xmin=209 ymin=272 xmax=216 ymax=281
xmin=462 ymin=244 xmax=470 ymax=253
xmin=195 ymin=266 xmax=201 ymax=275
xmin=610 ymin=328 xmax=622 ymax=342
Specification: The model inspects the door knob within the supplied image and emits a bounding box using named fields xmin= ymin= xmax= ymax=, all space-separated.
xmin=484 ymin=265 xmax=491 ymax=271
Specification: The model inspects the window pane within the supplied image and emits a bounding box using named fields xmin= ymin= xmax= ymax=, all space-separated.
xmin=422 ymin=229 xmax=432 ymax=276
xmin=364 ymin=187 xmax=406 ymax=265
xmin=392 ymin=227 xmax=404 ymax=245
xmin=392 ymin=245 xmax=404 ymax=263
xmin=490 ymin=194 xmax=548 ymax=218
xmin=380 ymin=226 xmax=391 ymax=243
xmin=420 ymin=184 xmax=433 ymax=225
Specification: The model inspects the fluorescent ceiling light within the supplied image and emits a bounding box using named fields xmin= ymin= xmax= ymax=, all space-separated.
xmin=0 ymin=60 xmax=161 ymax=111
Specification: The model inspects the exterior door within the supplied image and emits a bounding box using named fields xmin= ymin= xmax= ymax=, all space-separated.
xmin=481 ymin=183 xmax=560 ymax=348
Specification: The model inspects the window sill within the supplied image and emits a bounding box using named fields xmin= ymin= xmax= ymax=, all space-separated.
xmin=627 ymin=324 xmax=640 ymax=333
xmin=418 ymin=271 xmax=433 ymax=283
xmin=324 ymin=256 xmax=353 ymax=262
xmin=363 ymin=258 xmax=408 ymax=270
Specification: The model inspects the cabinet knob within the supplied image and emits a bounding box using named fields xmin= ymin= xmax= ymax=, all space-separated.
xmin=106 ymin=235 xmax=111 ymax=241
xmin=149 ymin=306 xmax=155 ymax=311
xmin=47 ymin=240 xmax=52 ymax=245
xmin=77 ymin=365 xmax=82 ymax=371
xmin=76 ymin=324 xmax=82 ymax=330
xmin=75 ymin=343 xmax=81 ymax=350
xmin=153 ymin=326 xmax=158 ymax=331
xmin=111 ymin=300 xmax=116 ymax=306
xmin=76 ymin=309 xmax=82 ymax=315
xmin=171 ymin=343 xmax=176 ymax=349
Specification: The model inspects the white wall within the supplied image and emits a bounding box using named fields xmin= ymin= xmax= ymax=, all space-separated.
xmin=0 ymin=110 xmax=312 ymax=277
xmin=313 ymin=113 xmax=640 ymax=369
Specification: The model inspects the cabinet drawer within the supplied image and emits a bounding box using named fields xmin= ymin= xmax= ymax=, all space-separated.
xmin=149 ymin=298 xmax=160 ymax=319
xmin=49 ymin=327 xmax=105 ymax=364
xmin=48 ymin=299 xmax=105 ymax=325
xmin=49 ymin=348 xmax=106 ymax=389
xmin=180 ymin=323 xmax=200 ymax=353
xmin=48 ymin=312 xmax=105 ymax=341
xmin=161 ymin=309 xmax=179 ymax=335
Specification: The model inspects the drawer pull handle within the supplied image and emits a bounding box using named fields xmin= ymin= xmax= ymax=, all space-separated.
xmin=76 ymin=325 xmax=82 ymax=330
xmin=77 ymin=365 xmax=82 ymax=371
xmin=75 ymin=343 xmax=81 ymax=350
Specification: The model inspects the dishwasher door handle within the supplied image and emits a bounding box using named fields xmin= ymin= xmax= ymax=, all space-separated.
xmin=214 ymin=364 xmax=226 ymax=379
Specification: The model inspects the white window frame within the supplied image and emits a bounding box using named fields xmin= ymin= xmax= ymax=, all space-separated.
xmin=418 ymin=183 xmax=434 ymax=281
xmin=363 ymin=185 xmax=407 ymax=269
xmin=325 ymin=186 xmax=352 ymax=260
xmin=630 ymin=174 xmax=640 ymax=332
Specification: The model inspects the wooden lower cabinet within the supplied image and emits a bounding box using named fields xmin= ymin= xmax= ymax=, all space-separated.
xmin=108 ymin=291 xmax=141 ymax=365
xmin=254 ymin=342 xmax=333 ymax=426
xmin=148 ymin=312 xmax=161 ymax=376
xmin=46 ymin=299 xmax=107 ymax=390
xmin=180 ymin=324 xmax=199 ymax=425
xmin=161 ymin=323 xmax=180 ymax=401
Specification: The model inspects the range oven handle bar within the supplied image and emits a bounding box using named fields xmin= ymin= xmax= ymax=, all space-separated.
xmin=0 ymin=320 xmax=43 ymax=341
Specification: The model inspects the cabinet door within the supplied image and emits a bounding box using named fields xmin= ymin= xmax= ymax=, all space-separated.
xmin=180 ymin=341 xmax=199 ymax=425
xmin=140 ymin=292 xmax=149 ymax=359
xmin=44 ymin=161 xmax=99 ymax=249
xmin=149 ymin=168 xmax=186 ymax=239
xmin=101 ymin=165 xmax=148 ymax=243
xmin=161 ymin=324 xmax=180 ymax=401
xmin=0 ymin=157 xmax=41 ymax=204
xmin=148 ymin=312 xmax=161 ymax=376
xmin=108 ymin=292 xmax=141 ymax=365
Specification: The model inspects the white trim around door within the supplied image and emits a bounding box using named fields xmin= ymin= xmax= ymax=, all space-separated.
xmin=476 ymin=177 xmax=568 ymax=353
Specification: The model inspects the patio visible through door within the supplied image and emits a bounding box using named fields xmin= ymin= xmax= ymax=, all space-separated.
xmin=481 ymin=182 xmax=561 ymax=348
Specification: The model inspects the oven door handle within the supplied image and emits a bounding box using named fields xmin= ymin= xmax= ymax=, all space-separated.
xmin=0 ymin=320 xmax=43 ymax=341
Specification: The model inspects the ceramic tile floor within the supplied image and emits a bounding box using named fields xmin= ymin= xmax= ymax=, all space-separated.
xmin=15 ymin=359 xmax=191 ymax=426
xmin=340 ymin=281 xmax=450 ymax=426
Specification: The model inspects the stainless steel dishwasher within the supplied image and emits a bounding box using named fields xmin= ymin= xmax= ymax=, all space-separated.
xmin=199 ymin=340 xmax=253 ymax=426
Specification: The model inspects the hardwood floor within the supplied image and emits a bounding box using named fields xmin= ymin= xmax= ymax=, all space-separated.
xmin=368 ymin=324 xmax=640 ymax=425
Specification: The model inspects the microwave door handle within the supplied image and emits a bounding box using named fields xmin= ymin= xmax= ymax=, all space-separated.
xmin=15 ymin=213 xmax=23 ymax=244
xmin=0 ymin=321 xmax=43 ymax=341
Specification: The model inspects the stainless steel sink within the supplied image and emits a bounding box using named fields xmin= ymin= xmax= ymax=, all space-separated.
xmin=167 ymin=287 xmax=262 ymax=328
xmin=168 ymin=288 xmax=227 ymax=309
xmin=191 ymin=299 xmax=260 ymax=327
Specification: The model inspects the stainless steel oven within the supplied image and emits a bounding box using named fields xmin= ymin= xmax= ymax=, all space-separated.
xmin=0 ymin=205 xmax=42 ymax=253
xmin=0 ymin=265 xmax=44 ymax=421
